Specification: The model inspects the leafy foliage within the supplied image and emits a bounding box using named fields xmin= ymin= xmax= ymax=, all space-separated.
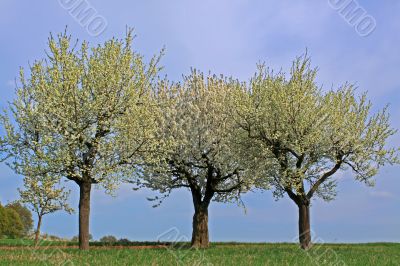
xmin=99 ymin=235 xmax=117 ymax=243
xmin=0 ymin=204 xmax=24 ymax=239
xmin=5 ymin=202 xmax=33 ymax=237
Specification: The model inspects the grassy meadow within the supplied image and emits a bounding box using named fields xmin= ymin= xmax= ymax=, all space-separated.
xmin=0 ymin=240 xmax=399 ymax=265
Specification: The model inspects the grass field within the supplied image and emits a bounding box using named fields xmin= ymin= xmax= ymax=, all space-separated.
xmin=0 ymin=240 xmax=399 ymax=265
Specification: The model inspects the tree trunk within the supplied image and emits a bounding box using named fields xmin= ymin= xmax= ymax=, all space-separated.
xmin=79 ymin=181 xmax=92 ymax=250
xmin=298 ymin=202 xmax=311 ymax=250
xmin=34 ymin=215 xmax=42 ymax=246
xmin=191 ymin=205 xmax=209 ymax=248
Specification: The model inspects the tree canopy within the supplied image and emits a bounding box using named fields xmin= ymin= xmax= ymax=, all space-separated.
xmin=18 ymin=175 xmax=73 ymax=218
xmin=5 ymin=202 xmax=33 ymax=237
xmin=0 ymin=203 xmax=24 ymax=239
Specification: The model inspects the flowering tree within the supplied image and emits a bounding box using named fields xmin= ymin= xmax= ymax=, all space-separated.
xmin=0 ymin=29 xmax=161 ymax=250
xmin=18 ymin=175 xmax=72 ymax=245
xmin=236 ymin=54 xmax=399 ymax=249
xmin=141 ymin=71 xmax=253 ymax=248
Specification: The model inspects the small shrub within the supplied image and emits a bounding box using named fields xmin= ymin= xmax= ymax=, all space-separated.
xmin=71 ymin=234 xmax=93 ymax=242
xmin=100 ymin=235 xmax=117 ymax=244
xmin=118 ymin=238 xmax=131 ymax=245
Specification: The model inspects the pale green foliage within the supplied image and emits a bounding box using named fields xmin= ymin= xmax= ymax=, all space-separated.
xmin=141 ymin=70 xmax=254 ymax=204
xmin=5 ymin=202 xmax=33 ymax=236
xmin=236 ymin=54 xmax=398 ymax=202
xmin=18 ymin=175 xmax=73 ymax=217
xmin=0 ymin=29 xmax=162 ymax=191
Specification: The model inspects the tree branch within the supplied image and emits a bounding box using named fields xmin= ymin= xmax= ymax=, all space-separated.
xmin=307 ymin=161 xmax=342 ymax=199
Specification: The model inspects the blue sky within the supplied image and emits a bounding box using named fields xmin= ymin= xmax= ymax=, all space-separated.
xmin=0 ymin=0 xmax=399 ymax=242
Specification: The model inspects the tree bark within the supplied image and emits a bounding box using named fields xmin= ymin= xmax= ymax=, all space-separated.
xmin=298 ymin=202 xmax=311 ymax=250
xmin=34 ymin=215 xmax=42 ymax=246
xmin=191 ymin=205 xmax=209 ymax=248
xmin=79 ymin=181 xmax=92 ymax=250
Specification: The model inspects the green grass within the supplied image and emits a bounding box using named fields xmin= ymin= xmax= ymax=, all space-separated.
xmin=0 ymin=240 xmax=399 ymax=265
xmin=0 ymin=238 xmax=169 ymax=247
